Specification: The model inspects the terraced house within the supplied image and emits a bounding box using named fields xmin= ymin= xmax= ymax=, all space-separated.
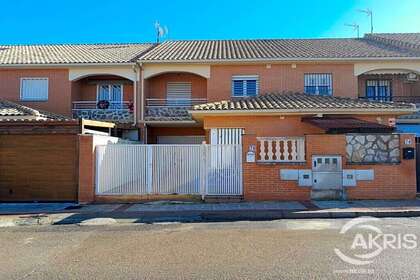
xmin=1 ymin=33 xmax=420 ymax=202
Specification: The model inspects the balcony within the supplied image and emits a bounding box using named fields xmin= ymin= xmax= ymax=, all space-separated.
xmin=360 ymin=96 xmax=420 ymax=105
xmin=145 ymin=98 xmax=207 ymax=122
xmin=72 ymin=101 xmax=134 ymax=123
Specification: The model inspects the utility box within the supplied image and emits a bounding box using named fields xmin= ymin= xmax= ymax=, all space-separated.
xmin=312 ymin=156 xmax=343 ymax=190
xmin=298 ymin=170 xmax=312 ymax=187
xmin=403 ymin=147 xmax=415 ymax=160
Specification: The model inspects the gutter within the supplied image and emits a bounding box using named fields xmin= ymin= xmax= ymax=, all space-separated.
xmin=138 ymin=56 xmax=420 ymax=65
xmin=188 ymin=107 xmax=417 ymax=117
xmin=0 ymin=62 xmax=137 ymax=68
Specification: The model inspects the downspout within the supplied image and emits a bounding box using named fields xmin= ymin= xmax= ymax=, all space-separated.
xmin=139 ymin=62 xmax=147 ymax=143
xmin=139 ymin=62 xmax=145 ymax=121
xmin=132 ymin=63 xmax=140 ymax=126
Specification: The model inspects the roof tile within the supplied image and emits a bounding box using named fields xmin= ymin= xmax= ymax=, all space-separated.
xmin=0 ymin=43 xmax=155 ymax=65
xmin=140 ymin=37 xmax=420 ymax=62
xmin=191 ymin=92 xmax=416 ymax=113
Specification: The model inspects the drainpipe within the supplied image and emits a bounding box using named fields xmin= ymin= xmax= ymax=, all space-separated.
xmin=139 ymin=62 xmax=145 ymax=121
xmin=132 ymin=64 xmax=140 ymax=126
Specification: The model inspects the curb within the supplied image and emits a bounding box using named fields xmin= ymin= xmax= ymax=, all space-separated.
xmin=2 ymin=210 xmax=420 ymax=227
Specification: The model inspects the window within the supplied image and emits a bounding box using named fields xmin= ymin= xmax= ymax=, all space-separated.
xmin=97 ymin=84 xmax=123 ymax=108
xmin=232 ymin=75 xmax=259 ymax=97
xmin=304 ymin=74 xmax=333 ymax=96
xmin=166 ymin=82 xmax=192 ymax=106
xmin=366 ymin=80 xmax=392 ymax=101
xmin=20 ymin=78 xmax=48 ymax=101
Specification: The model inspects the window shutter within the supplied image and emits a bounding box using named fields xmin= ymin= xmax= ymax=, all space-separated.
xmin=232 ymin=75 xmax=259 ymax=97
xmin=20 ymin=78 xmax=49 ymax=101
xmin=167 ymin=82 xmax=192 ymax=105
xmin=232 ymin=80 xmax=244 ymax=96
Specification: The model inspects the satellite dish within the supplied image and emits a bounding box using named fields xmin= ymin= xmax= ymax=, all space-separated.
xmin=155 ymin=21 xmax=169 ymax=43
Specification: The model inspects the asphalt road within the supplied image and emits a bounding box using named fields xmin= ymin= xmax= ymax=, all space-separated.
xmin=1 ymin=218 xmax=420 ymax=279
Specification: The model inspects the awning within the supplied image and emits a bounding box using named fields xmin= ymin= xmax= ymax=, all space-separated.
xmin=302 ymin=117 xmax=395 ymax=133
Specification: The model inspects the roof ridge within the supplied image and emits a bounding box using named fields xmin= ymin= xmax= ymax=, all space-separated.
xmin=160 ymin=37 xmax=360 ymax=43
xmin=0 ymin=42 xmax=155 ymax=47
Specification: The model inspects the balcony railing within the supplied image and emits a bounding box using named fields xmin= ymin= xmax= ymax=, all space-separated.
xmin=146 ymin=98 xmax=208 ymax=108
xmin=72 ymin=101 xmax=133 ymax=123
xmin=359 ymin=96 xmax=420 ymax=104
xmin=257 ymin=137 xmax=306 ymax=163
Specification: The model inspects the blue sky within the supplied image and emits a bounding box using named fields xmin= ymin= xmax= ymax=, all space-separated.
xmin=1 ymin=0 xmax=419 ymax=44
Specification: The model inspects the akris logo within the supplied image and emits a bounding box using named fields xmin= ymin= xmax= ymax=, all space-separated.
xmin=334 ymin=217 xmax=417 ymax=266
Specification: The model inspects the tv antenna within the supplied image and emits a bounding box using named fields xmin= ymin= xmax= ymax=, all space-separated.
xmin=345 ymin=23 xmax=360 ymax=38
xmin=358 ymin=8 xmax=373 ymax=33
xmin=155 ymin=21 xmax=169 ymax=43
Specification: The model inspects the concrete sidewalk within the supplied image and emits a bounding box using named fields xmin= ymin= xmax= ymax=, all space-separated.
xmin=2 ymin=200 xmax=420 ymax=226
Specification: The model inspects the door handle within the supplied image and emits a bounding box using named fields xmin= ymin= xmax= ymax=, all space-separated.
xmin=313 ymin=161 xmax=317 ymax=167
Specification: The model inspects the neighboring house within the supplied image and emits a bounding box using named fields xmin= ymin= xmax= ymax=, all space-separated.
xmin=0 ymin=99 xmax=115 ymax=201
xmin=0 ymin=43 xmax=154 ymax=140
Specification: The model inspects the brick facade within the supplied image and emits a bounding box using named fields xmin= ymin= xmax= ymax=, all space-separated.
xmin=203 ymin=115 xmax=416 ymax=201
xmin=208 ymin=63 xmax=357 ymax=102
xmin=0 ymin=68 xmax=72 ymax=116
xmin=145 ymin=72 xmax=207 ymax=99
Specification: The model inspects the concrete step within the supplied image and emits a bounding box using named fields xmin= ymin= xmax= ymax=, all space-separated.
xmin=311 ymin=190 xmax=344 ymax=200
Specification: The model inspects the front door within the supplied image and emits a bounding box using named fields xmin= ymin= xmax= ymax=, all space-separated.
xmin=311 ymin=155 xmax=344 ymax=200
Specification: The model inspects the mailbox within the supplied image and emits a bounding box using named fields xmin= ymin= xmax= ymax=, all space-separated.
xmin=403 ymin=147 xmax=415 ymax=160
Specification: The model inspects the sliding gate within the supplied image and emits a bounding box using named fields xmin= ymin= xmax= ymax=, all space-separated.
xmin=95 ymin=144 xmax=242 ymax=196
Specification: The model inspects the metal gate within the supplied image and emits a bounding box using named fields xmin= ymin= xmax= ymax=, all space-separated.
xmin=95 ymin=144 xmax=242 ymax=196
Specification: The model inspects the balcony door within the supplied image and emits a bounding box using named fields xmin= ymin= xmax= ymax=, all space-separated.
xmin=366 ymin=80 xmax=392 ymax=101
xmin=97 ymin=84 xmax=123 ymax=109
xmin=166 ymin=82 xmax=192 ymax=106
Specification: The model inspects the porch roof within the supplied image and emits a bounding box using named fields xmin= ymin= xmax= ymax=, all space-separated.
xmin=302 ymin=117 xmax=395 ymax=133
xmin=0 ymin=99 xmax=75 ymax=122
xmin=190 ymin=92 xmax=416 ymax=116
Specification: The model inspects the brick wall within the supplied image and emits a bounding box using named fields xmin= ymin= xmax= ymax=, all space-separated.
xmin=207 ymin=63 xmax=357 ymax=102
xmin=78 ymin=134 xmax=95 ymax=203
xmin=145 ymin=73 xmax=207 ymax=99
xmin=0 ymin=68 xmax=72 ymax=116
xmin=204 ymin=115 xmax=416 ymax=201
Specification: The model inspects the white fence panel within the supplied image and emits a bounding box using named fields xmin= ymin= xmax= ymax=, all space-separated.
xmin=96 ymin=144 xmax=242 ymax=196
xmin=152 ymin=145 xmax=203 ymax=194
xmin=206 ymin=145 xmax=242 ymax=195
xmin=96 ymin=145 xmax=149 ymax=194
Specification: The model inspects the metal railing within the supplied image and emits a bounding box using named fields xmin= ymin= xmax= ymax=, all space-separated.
xmin=359 ymin=96 xmax=420 ymax=104
xmin=257 ymin=137 xmax=306 ymax=163
xmin=146 ymin=98 xmax=207 ymax=108
xmin=72 ymin=101 xmax=132 ymax=110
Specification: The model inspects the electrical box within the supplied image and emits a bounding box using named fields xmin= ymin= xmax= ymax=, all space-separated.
xmin=298 ymin=170 xmax=312 ymax=187
xmin=280 ymin=169 xmax=299 ymax=180
xmin=403 ymin=147 xmax=415 ymax=160
xmin=343 ymin=170 xmax=357 ymax=187
xmin=355 ymin=169 xmax=374 ymax=181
